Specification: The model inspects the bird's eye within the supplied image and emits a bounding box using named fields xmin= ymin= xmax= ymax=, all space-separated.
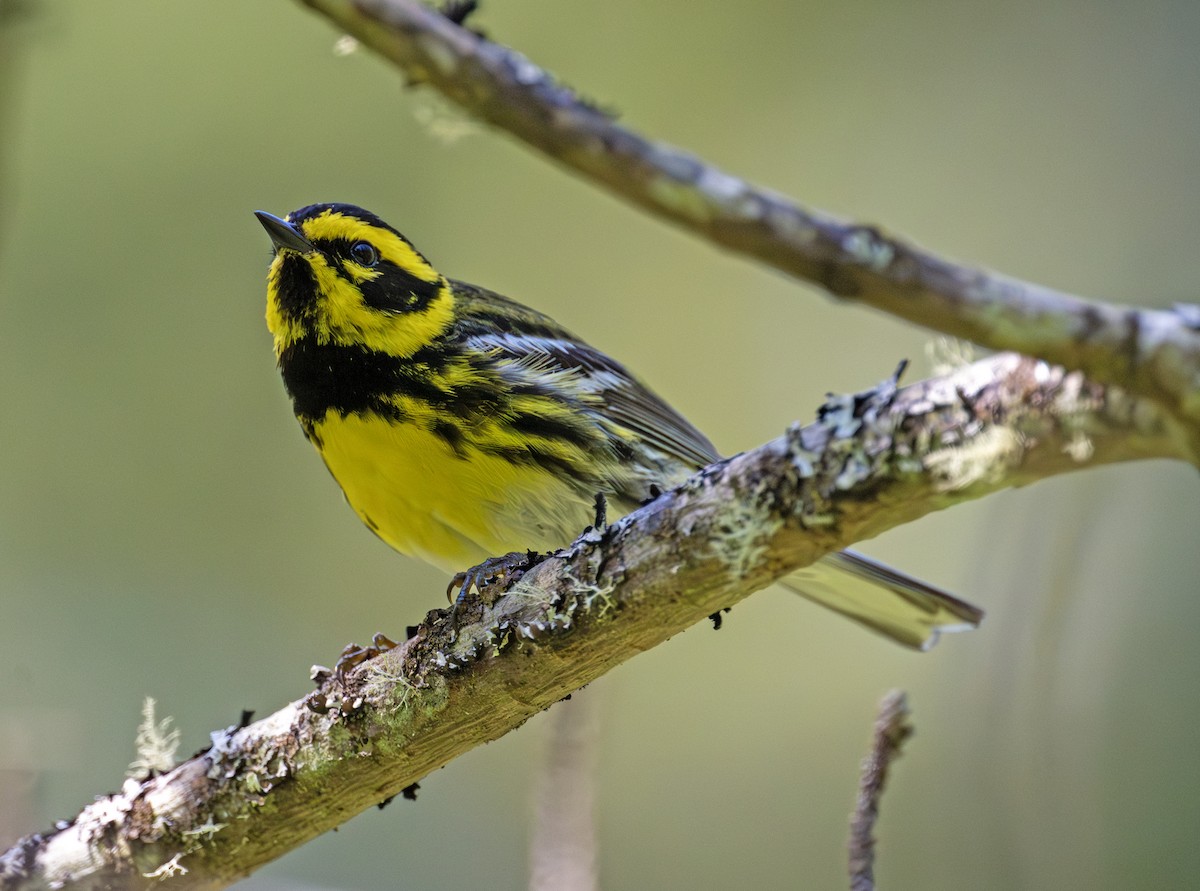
xmin=350 ymin=241 xmax=380 ymax=267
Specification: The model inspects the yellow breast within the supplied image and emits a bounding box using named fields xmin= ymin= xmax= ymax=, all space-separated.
xmin=310 ymin=412 xmax=598 ymax=573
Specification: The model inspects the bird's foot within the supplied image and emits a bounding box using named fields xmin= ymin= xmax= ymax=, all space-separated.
xmin=447 ymin=550 xmax=544 ymax=611
xmin=334 ymin=631 xmax=401 ymax=683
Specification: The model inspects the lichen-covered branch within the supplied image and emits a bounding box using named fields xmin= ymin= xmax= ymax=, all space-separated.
xmin=0 ymin=355 xmax=1185 ymax=890
xmin=295 ymin=0 xmax=1200 ymax=453
xmin=848 ymin=691 xmax=913 ymax=891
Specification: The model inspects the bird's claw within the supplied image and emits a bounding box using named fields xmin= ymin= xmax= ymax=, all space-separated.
xmin=334 ymin=631 xmax=400 ymax=683
xmin=448 ymin=551 xmax=532 ymax=604
xmin=447 ymin=550 xmax=543 ymax=613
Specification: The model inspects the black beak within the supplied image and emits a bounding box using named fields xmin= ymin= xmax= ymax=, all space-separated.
xmin=254 ymin=211 xmax=316 ymax=254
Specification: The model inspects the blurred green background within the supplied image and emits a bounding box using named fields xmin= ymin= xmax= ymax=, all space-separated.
xmin=2 ymin=1 xmax=1199 ymax=888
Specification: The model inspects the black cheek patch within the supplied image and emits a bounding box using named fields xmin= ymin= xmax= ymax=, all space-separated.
xmin=358 ymin=266 xmax=443 ymax=314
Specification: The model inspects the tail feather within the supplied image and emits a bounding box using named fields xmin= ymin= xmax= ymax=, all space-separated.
xmin=780 ymin=550 xmax=983 ymax=651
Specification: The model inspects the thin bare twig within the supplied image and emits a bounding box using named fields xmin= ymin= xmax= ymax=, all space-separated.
xmin=849 ymin=691 xmax=913 ymax=891
xmin=296 ymin=0 xmax=1200 ymax=456
xmin=529 ymin=690 xmax=601 ymax=891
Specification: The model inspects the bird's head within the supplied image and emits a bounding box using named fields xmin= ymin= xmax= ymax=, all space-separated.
xmin=255 ymin=203 xmax=453 ymax=358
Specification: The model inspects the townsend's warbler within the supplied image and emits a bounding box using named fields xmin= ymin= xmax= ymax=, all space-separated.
xmin=255 ymin=203 xmax=982 ymax=650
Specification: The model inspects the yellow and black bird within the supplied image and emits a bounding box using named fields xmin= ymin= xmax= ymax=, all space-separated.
xmin=255 ymin=203 xmax=982 ymax=650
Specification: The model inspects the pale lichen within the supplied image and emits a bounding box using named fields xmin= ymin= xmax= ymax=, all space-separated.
xmin=925 ymin=426 xmax=1024 ymax=491
xmin=181 ymin=817 xmax=227 ymax=839
xmin=1062 ymin=432 xmax=1095 ymax=462
xmin=364 ymin=662 xmax=416 ymax=710
xmin=127 ymin=697 xmax=181 ymax=779
xmin=709 ymin=496 xmax=779 ymax=582
xmin=332 ymin=35 xmax=359 ymax=56
xmin=142 ymin=852 xmax=188 ymax=880
xmin=570 ymin=573 xmax=618 ymax=618
xmin=924 ymin=337 xmax=976 ymax=377
xmin=841 ymin=227 xmax=894 ymax=271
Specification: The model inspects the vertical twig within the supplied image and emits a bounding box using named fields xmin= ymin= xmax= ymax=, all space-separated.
xmin=848 ymin=690 xmax=913 ymax=891
xmin=529 ymin=689 xmax=601 ymax=891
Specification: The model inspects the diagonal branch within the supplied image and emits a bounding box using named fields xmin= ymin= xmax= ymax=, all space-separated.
xmin=296 ymin=0 xmax=1200 ymax=454
xmin=0 ymin=354 xmax=1186 ymax=890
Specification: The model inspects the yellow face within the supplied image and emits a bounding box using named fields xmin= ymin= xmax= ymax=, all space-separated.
xmin=261 ymin=203 xmax=455 ymax=359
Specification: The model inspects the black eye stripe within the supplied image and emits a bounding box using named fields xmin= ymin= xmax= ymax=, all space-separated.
xmin=287 ymin=233 xmax=442 ymax=315
xmin=358 ymin=270 xmax=443 ymax=315
xmin=314 ymin=237 xmax=379 ymax=265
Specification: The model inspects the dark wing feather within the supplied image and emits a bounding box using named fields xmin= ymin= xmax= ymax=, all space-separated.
xmin=450 ymin=280 xmax=720 ymax=471
xmin=599 ymin=369 xmax=721 ymax=469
